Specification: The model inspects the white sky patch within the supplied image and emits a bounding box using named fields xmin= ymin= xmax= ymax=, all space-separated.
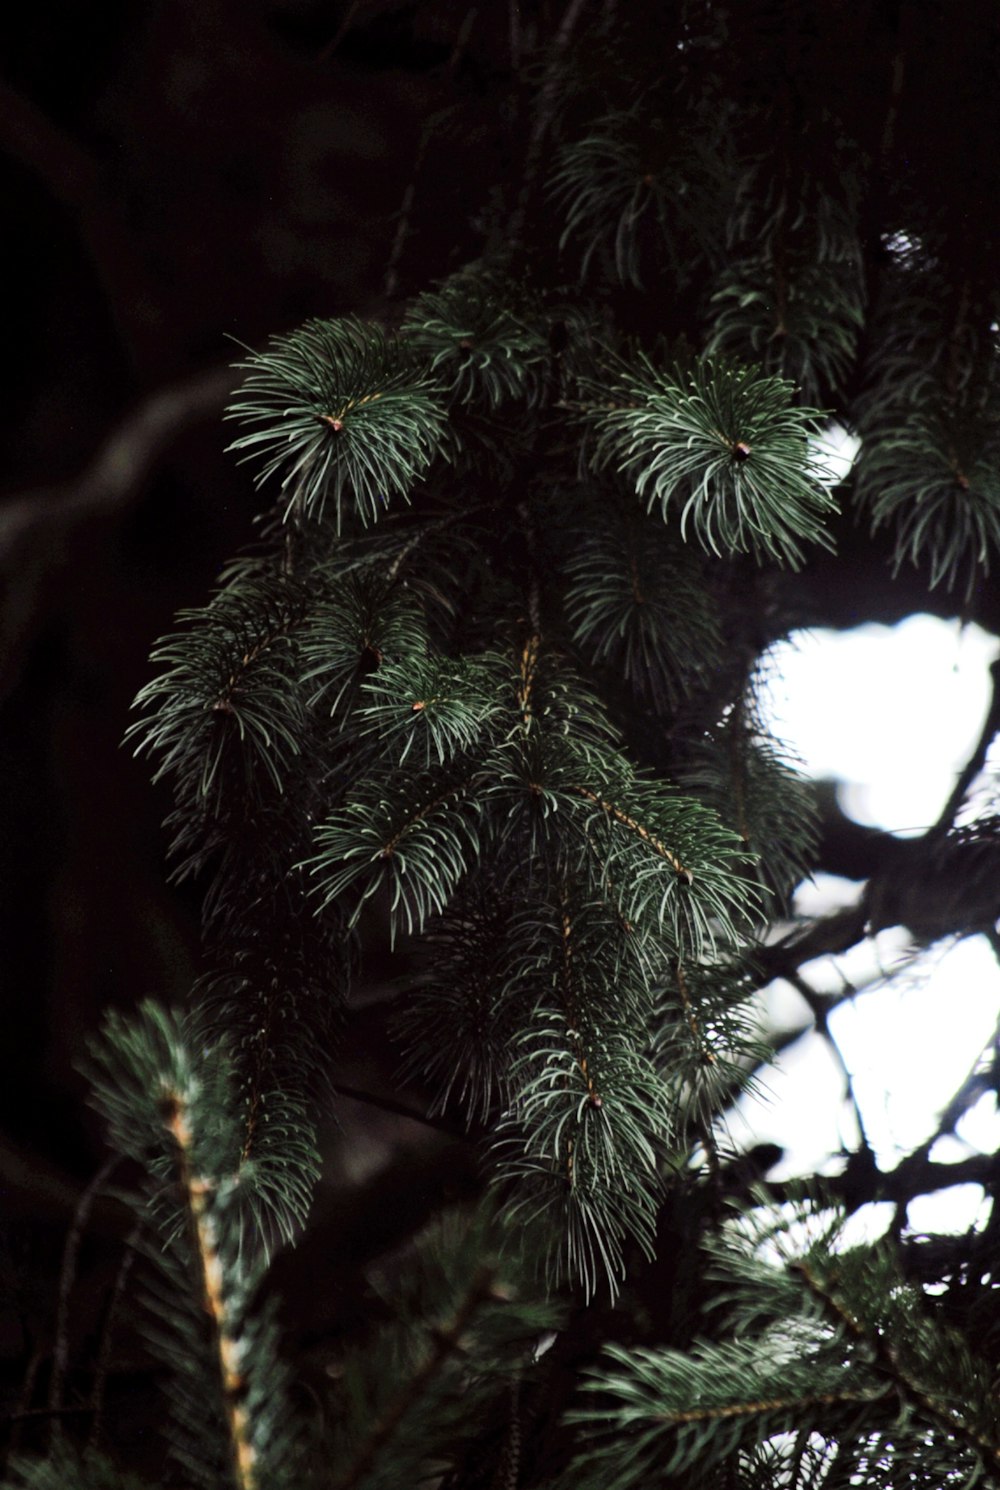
xmin=728 ymin=613 xmax=1000 ymax=1236
xmin=907 ymin=1185 xmax=990 ymax=1237
xmin=957 ymin=1090 xmax=1000 ymax=1152
xmin=792 ymin=872 xmax=866 ymax=918
xmin=826 ymin=935 xmax=1000 ymax=1167
xmin=723 ymin=1028 xmax=860 ymax=1179
xmin=929 ymin=1133 xmax=975 ymax=1165
xmin=809 ymin=422 xmax=860 ymax=486
xmin=798 ymin=925 xmax=914 ymax=998
xmin=760 ymin=615 xmax=1000 ymax=837
xmin=835 ymin=1201 xmax=895 ymax=1248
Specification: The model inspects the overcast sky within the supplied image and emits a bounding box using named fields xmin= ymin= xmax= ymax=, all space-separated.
xmin=738 ymin=614 xmax=1000 ymax=1238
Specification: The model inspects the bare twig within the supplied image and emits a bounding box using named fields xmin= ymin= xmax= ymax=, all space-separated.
xmin=316 ymin=0 xmax=365 ymax=63
xmin=0 ymin=364 xmax=235 ymax=561
xmin=891 ymin=1005 xmax=1000 ymax=1186
xmin=0 ymin=364 xmax=235 ymax=695
xmin=49 ymin=1156 xmax=119 ymax=1436
xmin=785 ymin=969 xmax=875 ymax=1160
xmin=447 ymin=7 xmax=480 ymax=74
xmin=384 ymin=126 xmax=434 ymax=300
xmin=757 ymin=904 xmax=871 ymax=982
xmin=86 ymin=1225 xmax=140 ymax=1452
xmin=335 ymin=1082 xmax=469 ymax=1137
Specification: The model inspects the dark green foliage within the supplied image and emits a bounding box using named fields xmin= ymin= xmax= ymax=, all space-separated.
xmin=706 ymin=252 xmax=865 ymax=405
xmin=550 ymin=105 xmax=725 ymax=290
xmin=327 ymin=1208 xmax=564 ymax=1490
xmin=563 ymin=497 xmax=725 ymax=713
xmin=21 ymin=7 xmax=1000 ymax=1487
xmin=564 ymin=1199 xmax=1000 ymax=1489
xmin=708 ymin=152 xmax=867 ymax=406
xmin=130 ymin=576 xmax=310 ymax=806
xmin=2 ymin=1447 xmax=151 ymax=1490
xmin=551 ymin=111 xmax=678 ymax=290
xmin=859 ymin=411 xmax=1000 ymax=596
xmin=648 ymin=956 xmax=770 ymax=1139
xmin=299 ymin=569 xmax=430 ymax=716
xmin=854 ymin=238 xmax=1000 ymax=596
xmin=402 ymin=269 xmax=551 ymax=409
xmin=676 ymin=690 xmax=820 ymax=908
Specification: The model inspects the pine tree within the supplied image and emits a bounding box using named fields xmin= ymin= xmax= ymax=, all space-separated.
xmin=8 ymin=4 xmax=1000 ymax=1487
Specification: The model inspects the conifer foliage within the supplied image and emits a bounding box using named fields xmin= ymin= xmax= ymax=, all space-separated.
xmin=11 ymin=3 xmax=1000 ymax=1487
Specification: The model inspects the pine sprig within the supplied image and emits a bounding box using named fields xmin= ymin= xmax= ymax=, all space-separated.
xmin=327 ymin=1205 xmax=563 ymax=1490
xmin=1 ymin=1448 xmax=153 ymax=1490
xmin=495 ymin=1019 xmax=673 ymax=1299
xmin=857 ymin=405 xmax=1000 ymax=596
xmin=706 ymin=251 xmax=865 ymax=404
xmin=563 ymin=497 xmax=724 ymax=713
xmin=358 ymin=652 xmax=509 ymax=767
xmin=649 ymin=956 xmax=770 ymax=1138
xmin=476 ymin=731 xmax=756 ymax=959
xmin=298 ymin=567 xmax=430 ymax=716
xmin=854 ymin=243 xmax=1000 ymax=595
xmin=550 ymin=107 xmax=723 ymax=289
xmin=588 ymin=355 xmax=837 ymax=566
xmin=226 ymin=318 xmax=448 ymax=529
xmin=128 ymin=576 xmax=311 ymax=809
xmin=676 ymin=697 xmax=820 ymax=908
xmin=402 ymin=268 xmax=550 ymax=409
xmin=308 ymin=766 xmax=483 ymax=935
xmin=394 ymin=888 xmax=524 ymax=1124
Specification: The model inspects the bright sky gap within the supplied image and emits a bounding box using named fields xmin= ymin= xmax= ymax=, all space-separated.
xmin=734 ymin=614 xmax=1000 ymax=1237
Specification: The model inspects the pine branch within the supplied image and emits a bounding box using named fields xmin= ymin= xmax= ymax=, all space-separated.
xmin=793 ymin=1257 xmax=1000 ymax=1475
xmin=162 ymin=1091 xmax=258 ymax=1490
xmin=80 ymin=1005 xmax=314 ymax=1488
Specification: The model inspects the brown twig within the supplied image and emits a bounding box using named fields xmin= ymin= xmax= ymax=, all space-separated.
xmin=165 ymin=1092 xmax=258 ymax=1490
xmin=568 ymin=786 xmax=692 ymax=880
xmin=0 ymin=364 xmax=235 ymax=564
